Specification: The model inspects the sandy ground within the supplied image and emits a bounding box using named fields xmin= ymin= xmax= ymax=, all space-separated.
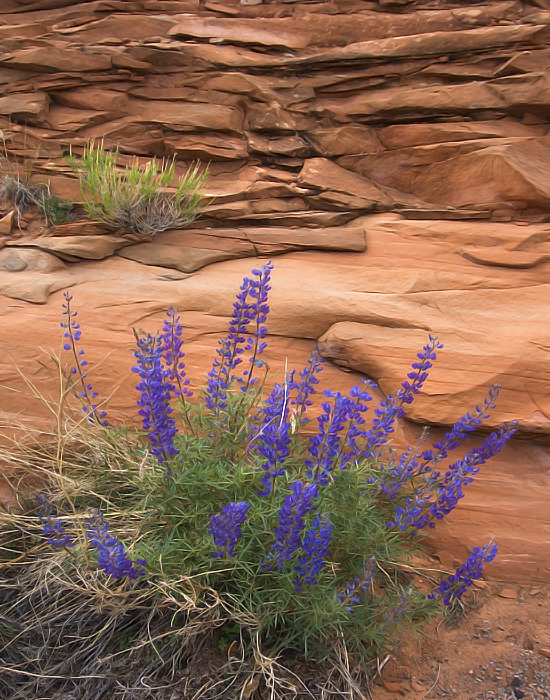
xmin=373 ymin=584 xmax=550 ymax=700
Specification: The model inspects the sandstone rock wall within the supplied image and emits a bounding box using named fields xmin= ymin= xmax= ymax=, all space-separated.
xmin=0 ymin=0 xmax=549 ymax=581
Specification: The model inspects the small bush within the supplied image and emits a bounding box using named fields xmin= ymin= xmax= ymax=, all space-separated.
xmin=69 ymin=142 xmax=208 ymax=237
xmin=0 ymin=263 xmax=516 ymax=700
xmin=0 ymin=127 xmax=74 ymax=227
xmin=39 ymin=190 xmax=74 ymax=225
xmin=0 ymin=174 xmax=43 ymax=216
xmin=0 ymin=174 xmax=74 ymax=226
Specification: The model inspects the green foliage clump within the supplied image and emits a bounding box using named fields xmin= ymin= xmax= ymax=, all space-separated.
xmin=69 ymin=142 xmax=208 ymax=237
xmin=39 ymin=191 xmax=74 ymax=225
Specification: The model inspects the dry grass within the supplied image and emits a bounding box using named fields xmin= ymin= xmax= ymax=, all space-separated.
xmin=0 ymin=127 xmax=73 ymax=226
xmin=0 ymin=365 xmax=375 ymax=700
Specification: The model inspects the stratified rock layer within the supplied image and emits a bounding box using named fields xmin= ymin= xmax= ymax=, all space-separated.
xmin=0 ymin=0 xmax=550 ymax=581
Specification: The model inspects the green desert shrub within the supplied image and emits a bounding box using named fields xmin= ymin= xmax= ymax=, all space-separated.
xmin=0 ymin=263 xmax=515 ymax=700
xmin=69 ymin=142 xmax=208 ymax=237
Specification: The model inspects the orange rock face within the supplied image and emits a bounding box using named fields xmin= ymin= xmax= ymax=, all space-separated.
xmin=0 ymin=0 xmax=550 ymax=581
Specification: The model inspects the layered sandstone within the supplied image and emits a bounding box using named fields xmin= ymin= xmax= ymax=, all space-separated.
xmin=0 ymin=0 xmax=549 ymax=581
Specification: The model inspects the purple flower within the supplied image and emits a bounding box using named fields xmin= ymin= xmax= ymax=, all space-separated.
xmin=305 ymin=392 xmax=350 ymax=485
xmin=289 ymin=346 xmax=324 ymax=427
xmin=397 ymin=336 xmax=444 ymax=405
xmin=268 ymin=481 xmax=318 ymax=570
xmin=241 ymin=261 xmax=273 ymax=392
xmin=305 ymin=385 xmax=371 ymax=484
xmin=205 ymin=279 xmax=252 ymax=415
xmin=338 ymin=557 xmax=377 ymax=612
xmin=430 ymin=542 xmax=498 ymax=605
xmin=420 ymin=385 xmax=501 ymax=466
xmin=361 ymin=336 xmax=443 ymax=459
xmin=378 ymin=438 xmax=426 ymax=500
xmin=293 ymin=515 xmax=333 ymax=591
xmin=336 ymin=384 xmax=373 ymax=470
xmin=376 ymin=385 xmax=511 ymax=511
xmin=86 ymin=509 xmax=146 ymax=580
xmin=383 ymin=589 xmax=411 ymax=629
xmin=209 ymin=501 xmax=250 ymax=558
xmin=389 ymin=422 xmax=518 ymax=533
xmin=161 ymin=307 xmax=193 ymax=400
xmin=251 ymin=381 xmax=292 ymax=497
xmin=205 ymin=262 xmax=273 ymax=417
xmin=132 ymin=332 xmax=179 ymax=467
xmin=36 ymin=495 xmax=74 ymax=549
xmin=61 ymin=292 xmax=108 ymax=426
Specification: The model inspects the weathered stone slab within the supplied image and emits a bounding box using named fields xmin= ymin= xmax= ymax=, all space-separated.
xmin=168 ymin=17 xmax=309 ymax=50
xmin=0 ymin=92 xmax=50 ymax=123
xmin=126 ymin=99 xmax=244 ymax=132
xmin=117 ymin=243 xmax=238 ymax=272
xmin=117 ymin=225 xmax=366 ymax=271
xmin=0 ymin=248 xmax=66 ymax=273
xmin=6 ymin=236 xmax=132 ymax=261
xmin=298 ymin=158 xmax=393 ymax=207
xmin=0 ymin=47 xmax=113 ymax=72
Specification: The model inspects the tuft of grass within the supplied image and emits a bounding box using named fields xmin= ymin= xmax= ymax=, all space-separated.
xmin=68 ymin=142 xmax=208 ymax=238
xmin=0 ymin=174 xmax=74 ymax=226
xmin=0 ymin=127 xmax=74 ymax=227
xmin=0 ymin=175 xmax=43 ymax=219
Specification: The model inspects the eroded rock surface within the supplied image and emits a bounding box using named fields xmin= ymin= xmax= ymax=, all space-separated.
xmin=0 ymin=0 xmax=550 ymax=581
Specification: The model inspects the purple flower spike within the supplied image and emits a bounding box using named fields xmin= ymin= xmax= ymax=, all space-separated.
xmin=61 ymin=292 xmax=108 ymax=426
xmin=305 ymin=385 xmax=372 ymax=484
xmin=384 ymin=590 xmax=411 ymax=629
xmin=205 ymin=278 xmax=252 ymax=416
xmin=337 ymin=384 xmax=373 ymax=471
xmin=36 ymin=495 xmax=74 ymax=549
xmin=389 ymin=422 xmax=518 ymax=533
xmin=339 ymin=557 xmax=377 ymax=612
xmin=293 ymin=515 xmax=333 ymax=591
xmin=86 ymin=509 xmax=146 ymax=580
xmin=397 ymin=335 xmax=444 ymax=405
xmin=289 ymin=347 xmax=324 ymax=427
xmin=133 ymin=332 xmax=179 ymax=467
xmin=421 ymin=385 xmax=501 ymax=467
xmin=305 ymin=393 xmax=346 ymax=485
xmin=161 ymin=307 xmax=193 ymax=400
xmin=268 ymin=481 xmax=318 ymax=570
xmin=361 ymin=336 xmax=443 ymax=460
xmin=430 ymin=542 xmax=497 ymax=605
xmin=209 ymin=501 xmax=250 ymax=558
xmin=242 ymin=261 xmax=273 ymax=392
xmin=362 ymin=336 xmax=443 ymax=459
xmin=252 ymin=381 xmax=292 ymax=497
xmin=205 ymin=262 xmax=273 ymax=418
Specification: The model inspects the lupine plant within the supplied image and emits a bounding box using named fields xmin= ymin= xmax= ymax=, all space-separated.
xmin=429 ymin=542 xmax=498 ymax=606
xmin=36 ymin=495 xmax=74 ymax=549
xmin=61 ymin=292 xmax=108 ymax=426
xmin=0 ymin=262 xmax=518 ymax=700
xmin=86 ymin=509 xmax=146 ymax=580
